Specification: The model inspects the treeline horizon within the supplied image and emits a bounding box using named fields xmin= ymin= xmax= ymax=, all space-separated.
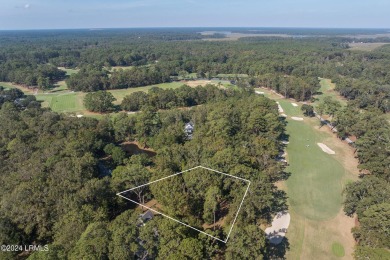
xmin=0 ymin=29 xmax=389 ymax=259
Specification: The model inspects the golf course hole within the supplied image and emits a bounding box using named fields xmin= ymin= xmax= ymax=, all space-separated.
xmin=331 ymin=242 xmax=345 ymax=257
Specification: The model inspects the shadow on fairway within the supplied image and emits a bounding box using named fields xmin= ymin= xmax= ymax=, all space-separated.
xmin=267 ymin=237 xmax=290 ymax=260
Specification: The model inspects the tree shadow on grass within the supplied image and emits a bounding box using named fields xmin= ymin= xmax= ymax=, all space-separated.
xmin=266 ymin=237 xmax=290 ymax=260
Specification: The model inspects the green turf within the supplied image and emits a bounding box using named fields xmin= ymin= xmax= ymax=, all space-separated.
xmin=255 ymin=86 xmax=356 ymax=257
xmin=58 ymin=67 xmax=79 ymax=76
xmin=37 ymin=92 xmax=85 ymax=113
xmin=277 ymin=99 xmax=303 ymax=116
xmin=4 ymin=80 xmax=198 ymax=114
xmin=34 ymin=82 xmax=185 ymax=113
xmin=316 ymin=78 xmax=347 ymax=106
xmin=0 ymin=82 xmax=26 ymax=89
xmin=284 ymin=118 xmax=344 ymax=220
xmin=331 ymin=242 xmax=345 ymax=257
xmin=276 ymin=98 xmax=345 ymax=220
xmin=216 ymin=73 xmax=248 ymax=78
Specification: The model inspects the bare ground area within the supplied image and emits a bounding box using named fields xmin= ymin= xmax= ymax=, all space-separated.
xmin=288 ymin=208 xmax=356 ymax=260
xmin=183 ymin=80 xmax=214 ymax=87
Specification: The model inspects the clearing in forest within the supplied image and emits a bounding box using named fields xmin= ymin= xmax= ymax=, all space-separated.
xmin=317 ymin=78 xmax=348 ymax=106
xmin=117 ymin=166 xmax=250 ymax=243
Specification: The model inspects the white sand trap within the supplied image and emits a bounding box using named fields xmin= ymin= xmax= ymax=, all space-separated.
xmin=265 ymin=211 xmax=291 ymax=245
xmin=291 ymin=103 xmax=298 ymax=107
xmin=291 ymin=117 xmax=304 ymax=121
xmin=255 ymin=91 xmax=265 ymax=94
xmin=317 ymin=143 xmax=336 ymax=154
xmin=280 ymin=113 xmax=287 ymax=117
xmin=276 ymin=102 xmax=284 ymax=113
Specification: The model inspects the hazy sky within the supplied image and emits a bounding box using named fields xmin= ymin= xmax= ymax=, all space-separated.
xmin=0 ymin=0 xmax=389 ymax=30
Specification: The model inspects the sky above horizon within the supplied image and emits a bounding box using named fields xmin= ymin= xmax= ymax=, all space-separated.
xmin=0 ymin=0 xmax=389 ymax=30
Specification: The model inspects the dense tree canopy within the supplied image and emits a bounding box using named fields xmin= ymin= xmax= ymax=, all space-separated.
xmin=0 ymin=28 xmax=389 ymax=258
xmin=84 ymin=90 xmax=116 ymax=113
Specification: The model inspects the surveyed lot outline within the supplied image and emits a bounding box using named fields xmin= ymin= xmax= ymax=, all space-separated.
xmin=116 ymin=165 xmax=251 ymax=243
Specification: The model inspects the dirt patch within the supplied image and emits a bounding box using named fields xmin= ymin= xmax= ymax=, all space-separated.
xmin=184 ymin=80 xmax=215 ymax=87
xmin=138 ymin=199 xmax=164 ymax=213
xmin=121 ymin=141 xmax=156 ymax=157
xmin=291 ymin=117 xmax=304 ymax=121
xmin=202 ymin=216 xmax=227 ymax=230
xmin=317 ymin=143 xmax=336 ymax=154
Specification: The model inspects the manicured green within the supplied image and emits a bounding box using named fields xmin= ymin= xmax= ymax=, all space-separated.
xmin=36 ymin=92 xmax=85 ymax=113
xmin=331 ymin=242 xmax=345 ymax=257
xmin=259 ymin=90 xmax=346 ymax=220
xmin=284 ymin=118 xmax=344 ymax=220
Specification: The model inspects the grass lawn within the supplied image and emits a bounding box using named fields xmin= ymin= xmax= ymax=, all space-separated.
xmin=36 ymin=92 xmax=86 ymax=113
xmin=317 ymin=78 xmax=348 ymax=107
xmin=332 ymin=242 xmax=346 ymax=257
xmin=216 ymin=73 xmax=248 ymax=78
xmin=33 ymin=82 xmax=185 ymax=114
xmin=58 ymin=67 xmax=79 ymax=76
xmin=0 ymin=82 xmax=36 ymax=94
xmin=285 ymin=119 xmax=344 ymax=220
xmin=3 ymin=80 xmax=216 ymax=114
xmin=257 ymin=88 xmax=358 ymax=259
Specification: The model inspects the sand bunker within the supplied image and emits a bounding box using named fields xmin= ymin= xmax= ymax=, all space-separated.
xmin=291 ymin=103 xmax=298 ymax=107
xmin=255 ymin=91 xmax=265 ymax=95
xmin=317 ymin=143 xmax=336 ymax=154
xmin=280 ymin=113 xmax=287 ymax=117
xmin=291 ymin=117 xmax=304 ymax=121
xmin=276 ymin=102 xmax=284 ymax=113
xmin=265 ymin=211 xmax=291 ymax=245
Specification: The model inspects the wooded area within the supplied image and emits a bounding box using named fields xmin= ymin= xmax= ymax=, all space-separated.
xmin=0 ymin=29 xmax=389 ymax=259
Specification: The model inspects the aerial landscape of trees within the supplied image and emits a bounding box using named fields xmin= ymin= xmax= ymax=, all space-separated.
xmin=0 ymin=82 xmax=286 ymax=259
xmin=0 ymin=28 xmax=389 ymax=259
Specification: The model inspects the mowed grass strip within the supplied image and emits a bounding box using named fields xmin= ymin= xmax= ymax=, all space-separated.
xmin=331 ymin=242 xmax=345 ymax=257
xmin=317 ymin=78 xmax=348 ymax=106
xmin=285 ymin=119 xmax=344 ymax=221
xmin=36 ymin=92 xmax=86 ymax=113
